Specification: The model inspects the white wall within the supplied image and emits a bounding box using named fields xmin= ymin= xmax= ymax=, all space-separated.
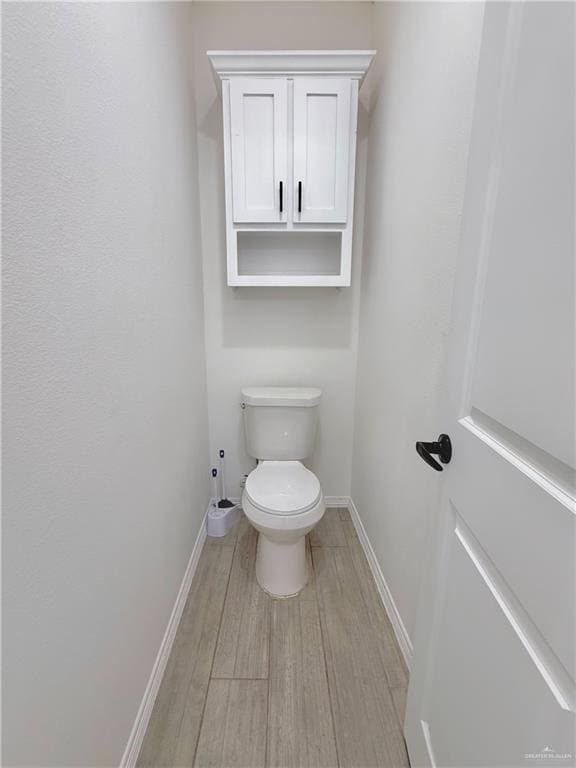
xmin=191 ymin=2 xmax=373 ymax=499
xmin=351 ymin=2 xmax=485 ymax=645
xmin=2 ymin=4 xmax=209 ymax=766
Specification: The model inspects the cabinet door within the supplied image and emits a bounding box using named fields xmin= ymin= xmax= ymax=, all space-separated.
xmin=293 ymin=78 xmax=351 ymax=223
xmin=229 ymin=78 xmax=287 ymax=223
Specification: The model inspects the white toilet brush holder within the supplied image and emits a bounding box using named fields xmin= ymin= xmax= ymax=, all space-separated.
xmin=206 ymin=466 xmax=240 ymax=538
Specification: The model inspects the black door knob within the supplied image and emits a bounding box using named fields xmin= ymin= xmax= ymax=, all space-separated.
xmin=416 ymin=434 xmax=452 ymax=472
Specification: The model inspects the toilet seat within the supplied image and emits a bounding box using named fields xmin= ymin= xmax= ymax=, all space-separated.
xmin=244 ymin=461 xmax=321 ymax=516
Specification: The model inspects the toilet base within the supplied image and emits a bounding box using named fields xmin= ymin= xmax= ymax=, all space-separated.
xmin=255 ymin=533 xmax=307 ymax=598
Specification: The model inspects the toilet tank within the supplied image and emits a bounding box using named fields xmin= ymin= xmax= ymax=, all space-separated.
xmin=241 ymin=386 xmax=322 ymax=460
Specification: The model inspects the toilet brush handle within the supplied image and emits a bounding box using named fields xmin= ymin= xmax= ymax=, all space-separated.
xmin=219 ymin=450 xmax=226 ymax=501
xmin=211 ymin=468 xmax=218 ymax=508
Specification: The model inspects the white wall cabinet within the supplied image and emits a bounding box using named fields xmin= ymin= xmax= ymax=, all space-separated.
xmin=208 ymin=51 xmax=375 ymax=286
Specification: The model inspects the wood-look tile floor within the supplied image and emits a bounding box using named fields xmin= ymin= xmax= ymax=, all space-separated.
xmin=137 ymin=509 xmax=410 ymax=768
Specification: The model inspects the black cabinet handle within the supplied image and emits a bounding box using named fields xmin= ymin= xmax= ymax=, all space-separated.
xmin=298 ymin=181 xmax=302 ymax=214
xmin=416 ymin=434 xmax=452 ymax=472
xmin=279 ymin=181 xmax=283 ymax=214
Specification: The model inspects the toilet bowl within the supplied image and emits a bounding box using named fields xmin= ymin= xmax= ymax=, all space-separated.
xmin=242 ymin=460 xmax=325 ymax=597
xmin=240 ymin=386 xmax=324 ymax=598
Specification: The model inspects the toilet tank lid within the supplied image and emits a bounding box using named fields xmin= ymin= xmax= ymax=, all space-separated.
xmin=241 ymin=386 xmax=322 ymax=407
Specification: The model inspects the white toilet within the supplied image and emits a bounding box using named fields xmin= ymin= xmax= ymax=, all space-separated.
xmin=241 ymin=386 xmax=325 ymax=598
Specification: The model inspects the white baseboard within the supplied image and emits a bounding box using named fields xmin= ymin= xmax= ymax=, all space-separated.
xmin=324 ymin=495 xmax=352 ymax=508
xmin=346 ymin=497 xmax=414 ymax=669
xmin=119 ymin=502 xmax=209 ymax=768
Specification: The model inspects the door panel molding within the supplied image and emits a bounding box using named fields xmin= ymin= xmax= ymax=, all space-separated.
xmin=464 ymin=410 xmax=576 ymax=505
xmin=423 ymin=524 xmax=574 ymax=766
xmin=454 ymin=515 xmax=575 ymax=713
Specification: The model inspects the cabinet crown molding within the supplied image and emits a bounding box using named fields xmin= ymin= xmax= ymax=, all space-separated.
xmin=207 ymin=50 xmax=376 ymax=84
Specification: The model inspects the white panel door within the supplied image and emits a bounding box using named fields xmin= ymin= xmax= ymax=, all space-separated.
xmin=406 ymin=4 xmax=575 ymax=767
xmin=293 ymin=78 xmax=351 ymax=223
xmin=229 ymin=78 xmax=287 ymax=223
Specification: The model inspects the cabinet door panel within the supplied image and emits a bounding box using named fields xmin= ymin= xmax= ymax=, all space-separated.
xmin=230 ymin=79 xmax=287 ymax=223
xmin=293 ymin=79 xmax=351 ymax=223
